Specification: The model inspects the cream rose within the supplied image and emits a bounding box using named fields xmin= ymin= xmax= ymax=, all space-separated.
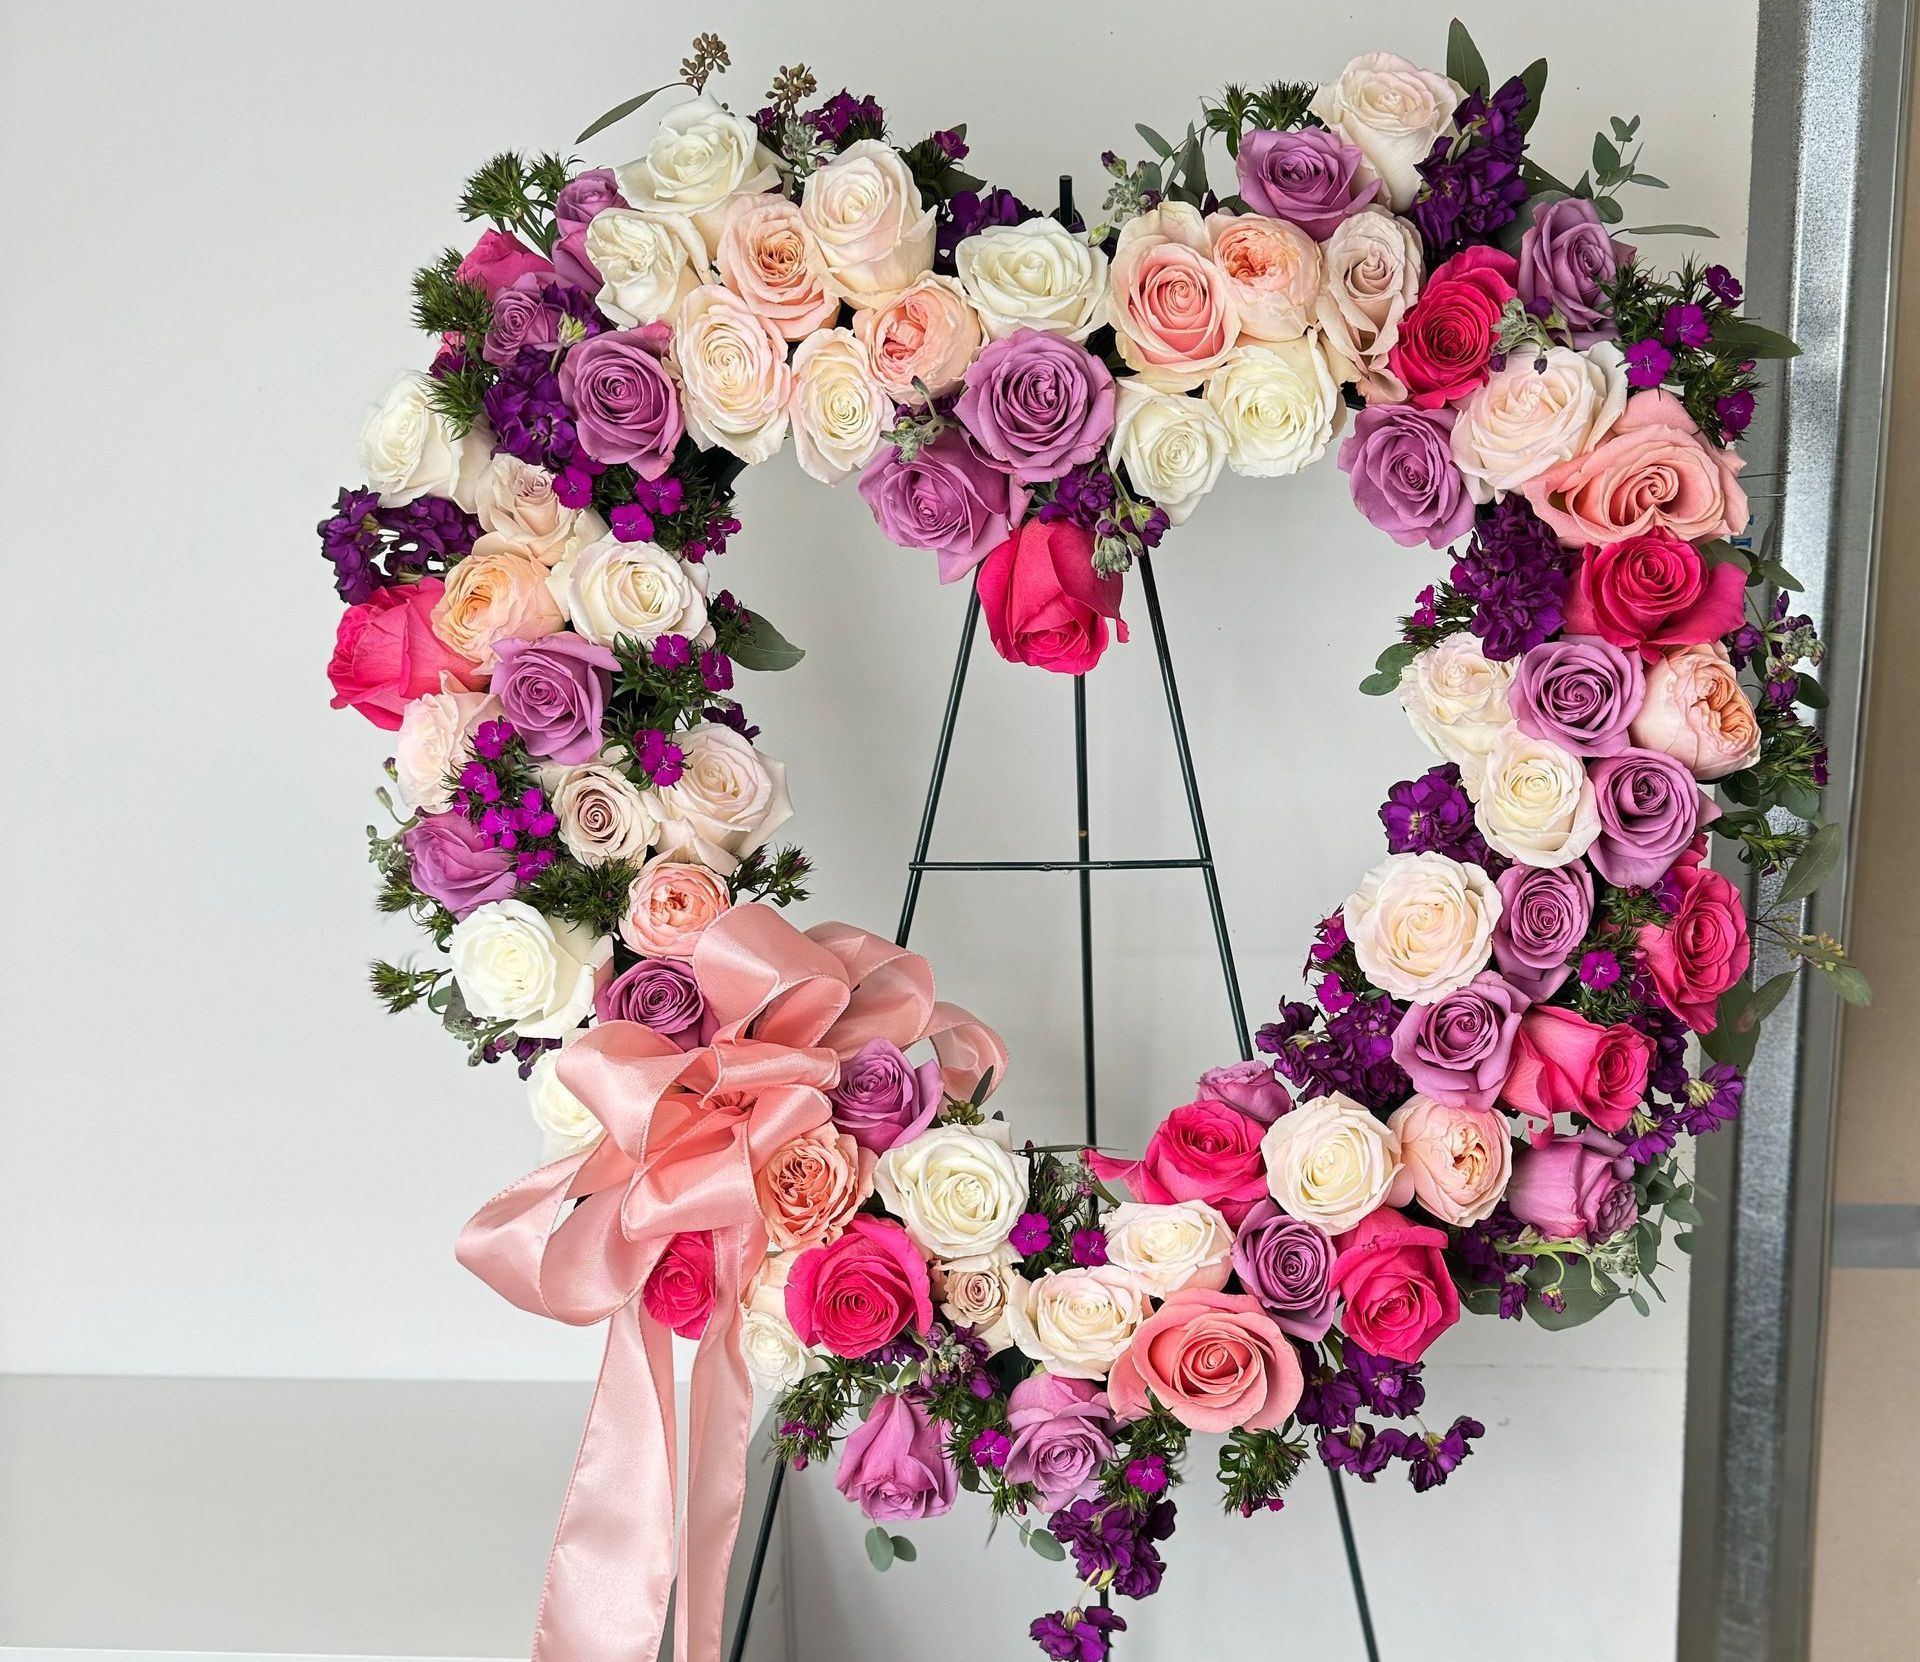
xmin=1386 ymin=1096 xmax=1512 ymax=1227
xmin=393 ymin=678 xmax=500 ymax=815
xmin=549 ymin=536 xmax=710 ymax=647
xmin=527 ymin=1043 xmax=604 ymax=1159
xmin=851 ymin=273 xmax=983 ymax=401
xmin=1398 ymin=632 xmax=1517 ymax=790
xmin=755 ymin=1126 xmax=876 ymax=1251
xmin=552 ymin=761 xmax=658 ymax=867
xmin=1107 ymin=381 xmax=1231 ymax=524
xmin=671 ymin=284 xmax=793 ymax=463
xmin=742 ymin=1251 xmax=818 ymax=1388
xmin=1630 ymin=642 xmax=1764 ymax=780
xmin=583 ymin=207 xmax=707 ymax=328
xmin=1204 ymin=337 xmax=1345 ymax=477
xmin=715 ymin=193 xmax=838 ymax=340
xmin=1309 ymin=52 xmax=1464 ymax=210
xmin=873 ymin=1120 xmax=1024 ymax=1259
xmin=1472 ymin=725 xmax=1602 ymax=869
xmin=620 ymin=856 xmax=730 ymax=958
xmin=471 ymin=454 xmax=608 ymax=568
xmin=1260 ymin=1091 xmax=1413 ymax=1233
xmin=361 ymin=370 xmax=488 ymax=509
xmin=1002 ymin=1266 xmax=1151 ymax=1380
xmin=615 ymin=94 xmax=780 ymax=243
xmin=800 ymin=139 xmax=936 ymax=308
xmin=431 ymin=542 xmax=565 ymax=672
xmin=935 ymin=1242 xmax=1020 ymax=1354
xmin=648 ymin=722 xmax=792 ymax=876
xmin=1343 ymin=851 xmax=1503 ymax=1004
xmin=1206 ymin=212 xmax=1322 ymax=343
xmin=1315 ymin=208 xmax=1424 ymax=402
xmin=450 ymin=900 xmax=612 ymax=1039
xmin=1102 ymin=1201 xmax=1235 ymax=1298
xmin=789 ymin=327 xmax=893 ymax=484
xmin=1108 ymin=202 xmax=1240 ymax=389
xmin=1451 ymin=343 xmax=1628 ymax=502
xmin=954 ymin=218 xmax=1108 ymax=341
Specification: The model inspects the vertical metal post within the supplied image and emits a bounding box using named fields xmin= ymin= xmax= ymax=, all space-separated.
xmin=1074 ymin=673 xmax=1098 ymax=1144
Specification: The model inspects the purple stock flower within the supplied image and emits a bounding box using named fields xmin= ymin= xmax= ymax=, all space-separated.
xmin=1451 ymin=496 xmax=1576 ymax=660
xmin=1412 ymin=76 xmax=1532 ymax=259
xmin=1379 ymin=763 xmax=1490 ymax=864
xmin=1030 ymin=1606 xmax=1126 ymax=1662
xmin=1405 ymin=1416 xmax=1485 ymax=1492
xmin=806 ymin=90 xmax=885 ymax=146
xmin=317 ymin=488 xmax=483 ymax=603
xmin=485 ymin=346 xmax=585 ymax=472
xmin=1257 ymin=994 xmax=1410 ymax=1111
xmin=937 ymin=187 xmax=1032 ymax=271
xmin=1236 ymin=126 xmax=1379 ymax=239
xmin=1338 ymin=404 xmax=1477 ymax=550
xmin=1049 ymin=1498 xmax=1175 ymax=1600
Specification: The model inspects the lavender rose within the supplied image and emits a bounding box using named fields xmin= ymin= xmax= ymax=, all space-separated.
xmin=1001 ymin=1373 xmax=1116 ymax=1511
xmin=828 ymin=1038 xmax=944 ymax=1154
xmin=1506 ymin=1128 xmax=1638 ymax=1241
xmin=1517 ymin=198 xmax=1635 ymax=346
xmin=1587 ymin=747 xmax=1713 ymax=888
xmin=1510 ymin=635 xmax=1646 ymax=757
xmin=1229 ymin=1200 xmax=1339 ymax=1340
xmin=557 ymin=327 xmax=683 ymax=476
xmin=1389 ymin=971 xmax=1530 ymax=1110
xmin=1491 ymin=862 xmax=1594 ymax=1000
xmin=404 ymin=811 xmax=516 ymax=918
xmin=493 ymin=633 xmax=619 ymax=765
xmin=1236 ymin=127 xmax=1381 ymax=240
xmin=1337 ymin=404 xmax=1477 ymax=550
xmin=1198 ymin=1061 xmax=1291 ymax=1126
xmin=834 ymin=1392 xmax=956 ymax=1523
xmin=954 ymin=329 xmax=1116 ymax=483
xmin=484 ymin=273 xmax=563 ymax=368
xmin=857 ymin=428 xmax=1020 ymax=584
xmin=594 ymin=956 xmax=713 ymax=1046
xmin=555 ymin=167 xmax=627 ymax=233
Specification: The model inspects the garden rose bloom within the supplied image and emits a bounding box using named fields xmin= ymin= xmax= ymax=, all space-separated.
xmin=672 ymin=285 xmax=792 ymax=463
xmin=528 ymin=1043 xmax=604 ymax=1157
xmin=1206 ymin=212 xmax=1321 ymax=342
xmin=1343 ymin=851 xmax=1503 ymax=1003
xmin=328 ymin=579 xmax=482 ymax=730
xmin=492 ymin=633 xmax=618 ymax=764
xmin=1472 ymin=726 xmax=1602 ymax=869
xmin=827 ymin=1039 xmax=944 ymax=1153
xmin=448 ymin=899 xmax=612 ymax=1039
xmin=1565 ymin=529 xmax=1749 ymax=660
xmin=1106 ymin=382 xmax=1231 ymax=523
xmin=1518 ymin=198 xmax=1634 ymax=345
xmin=1197 ymin=1061 xmax=1291 ymax=1126
xmin=1390 ymin=974 xmax=1529 ymax=1110
xmin=594 ymin=955 xmax=712 ymax=1045
xmin=1501 ymin=1006 xmax=1653 ymax=1136
xmin=393 ymin=680 xmax=499 ymax=814
xmin=802 ymin=139 xmax=937 ymax=307
xmin=1491 ymin=862 xmax=1593 ymax=1000
xmin=955 ymin=330 xmax=1116 ymax=482
xmin=558 ymin=326 xmax=685 ymax=477
xmin=875 ymin=1121 xmax=1025 ymax=1259
xmin=404 ymin=810 xmax=517 ymax=919
xmin=1511 ymin=634 xmax=1646 ymax=757
xmin=1002 ymin=1374 xmax=1117 ymax=1510
xmin=1524 ymin=389 xmax=1749 ymax=547
xmin=789 ymin=328 xmax=893 ymax=485
xmin=616 ymin=94 xmax=779 ymax=243
xmin=1106 ymin=1288 xmax=1304 ymax=1432
xmin=756 ymin=1126 xmax=877 ymax=1251
xmin=649 ymin=722 xmax=791 ymax=876
xmin=1387 ymin=1097 xmax=1513 ymax=1226
xmin=935 ymin=1244 xmax=1019 ymax=1353
xmin=1204 ymin=338 xmax=1345 ymax=478
xmin=1329 ymin=1208 xmax=1461 ymax=1363
xmin=1230 ymin=1202 xmax=1339 ymax=1339
xmin=835 ymin=1392 xmax=956 ymax=1522
xmin=1087 ymin=1098 xmax=1270 ymax=1227
xmin=1587 ymin=747 xmax=1714 ymax=888
xmin=1107 ymin=203 xmax=1240 ymax=389
xmin=858 ymin=428 xmax=1019 ymax=583
xmin=1260 ymin=1091 xmax=1413 ymax=1232
xmin=1338 ymin=404 xmax=1476 ymax=549
xmin=361 ymin=371 xmax=488 ymax=509
xmin=853 ymin=273 xmax=984 ymax=400
xmin=1310 ymin=52 xmax=1464 ymax=210
xmin=1631 ymin=643 xmax=1763 ymax=780
xmin=619 ymin=856 xmax=730 ymax=957
xmin=472 ymin=454 xmax=606 ymax=567
xmin=1003 ymin=1266 xmax=1150 ymax=1379
xmin=582 ymin=208 xmax=705 ymax=328
xmin=642 ymin=1230 xmax=716 ymax=1339
xmin=954 ymin=218 xmax=1108 ymax=340
xmin=786 ymin=1215 xmax=934 ymax=1356
xmin=551 ymin=537 xmax=710 ymax=648
xmin=1388 ymin=246 xmax=1518 ymax=409
xmin=1315 ymin=208 xmax=1424 ymax=401
xmin=1236 ymin=127 xmax=1380 ymax=239
xmin=1639 ymin=840 xmax=1750 ymax=1030
xmin=431 ymin=544 xmax=565 ymax=671
xmin=1450 ymin=343 xmax=1628 ymax=501
xmin=715 ymin=193 xmax=838 ymax=340
xmin=1398 ymin=632 xmax=1516 ymax=788
xmin=976 ymin=519 xmax=1127 ymax=676
xmin=1102 ymin=1201 xmax=1235 ymax=1298
xmin=456 ymin=228 xmax=552 ymax=298
xmin=1506 ymin=1129 xmax=1638 ymax=1241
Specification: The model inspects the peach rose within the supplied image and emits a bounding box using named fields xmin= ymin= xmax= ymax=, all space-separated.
xmin=430 ymin=541 xmax=565 ymax=672
xmin=1314 ymin=207 xmax=1424 ymax=401
xmin=1105 ymin=1288 xmax=1304 ymax=1433
xmin=715 ymin=194 xmax=839 ymax=341
xmin=852 ymin=273 xmax=983 ymax=401
xmin=1107 ymin=203 xmax=1240 ymax=390
xmin=1205 ymin=212 xmax=1321 ymax=343
xmin=1386 ymin=1096 xmax=1513 ymax=1226
xmin=1523 ymin=389 xmax=1749 ymax=547
xmin=801 ymin=139 xmax=937 ymax=309
xmin=1630 ymin=642 xmax=1764 ymax=780
xmin=756 ymin=1126 xmax=877 ymax=1251
xmin=619 ymin=855 xmax=731 ymax=958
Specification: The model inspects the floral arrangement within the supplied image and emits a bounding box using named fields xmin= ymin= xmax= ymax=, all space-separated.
xmin=318 ymin=19 xmax=1866 ymax=1662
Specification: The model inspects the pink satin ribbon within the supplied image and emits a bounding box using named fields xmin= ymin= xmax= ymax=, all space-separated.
xmin=458 ymin=904 xmax=1005 ymax=1662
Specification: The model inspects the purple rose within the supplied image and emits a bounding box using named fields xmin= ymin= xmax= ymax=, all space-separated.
xmin=1002 ymin=1374 xmax=1116 ymax=1511
xmin=1389 ymin=972 xmax=1530 ymax=1110
xmin=1505 ymin=1128 xmax=1637 ymax=1242
xmin=827 ymin=1038 xmax=943 ymax=1153
xmin=1197 ymin=1061 xmax=1291 ymax=1126
xmin=1236 ymin=127 xmax=1380 ymax=240
xmin=594 ymin=957 xmax=714 ymax=1047
xmin=954 ymin=330 xmax=1116 ymax=483
xmin=1492 ymin=863 xmax=1594 ymax=1000
xmin=857 ymin=429 xmax=1020 ymax=584
xmin=483 ymin=273 xmax=562 ymax=368
xmin=555 ymin=167 xmax=627 ymax=234
xmin=492 ymin=633 xmax=619 ymax=765
xmin=1229 ymin=1200 xmax=1338 ymax=1340
xmin=1586 ymin=748 xmax=1713 ymax=889
xmin=403 ymin=811 xmax=517 ymax=918
xmin=1337 ymin=404 xmax=1477 ymax=549
xmin=557 ymin=327 xmax=683 ymax=476
xmin=834 ymin=1392 xmax=956 ymax=1522
xmin=1518 ymin=198 xmax=1635 ymax=346
xmin=1510 ymin=635 xmax=1646 ymax=757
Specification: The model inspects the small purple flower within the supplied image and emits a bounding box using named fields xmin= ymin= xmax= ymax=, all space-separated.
xmin=1625 ymin=338 xmax=1675 ymax=387
xmin=651 ymin=634 xmax=693 ymax=670
xmin=610 ymin=504 xmax=654 ymax=542
xmin=1579 ymin=949 xmax=1623 ymax=990
xmin=932 ymin=127 xmax=969 ymax=161
xmin=1070 ymin=1228 xmax=1109 ymax=1267
xmin=1716 ymin=389 xmax=1755 ymax=437
xmin=1405 ymin=1416 xmax=1485 ymax=1492
xmin=1662 ymin=303 xmax=1711 ymax=349
xmin=1010 ymin=1212 xmax=1053 ymax=1255
xmin=1704 ymin=265 xmax=1744 ymax=307
xmin=1125 ymin=1455 xmax=1167 ymax=1495
xmin=970 ymin=1428 xmax=1012 ymax=1469
xmin=634 ymin=728 xmax=685 ymax=787
xmin=1030 ymin=1607 xmax=1125 ymax=1662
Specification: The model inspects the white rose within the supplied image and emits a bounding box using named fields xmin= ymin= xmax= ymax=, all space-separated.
xmin=954 ymin=218 xmax=1108 ymax=340
xmin=615 ymin=94 xmax=780 ymax=244
xmin=1342 ymin=851 xmax=1503 ymax=1005
xmin=800 ymin=139 xmax=936 ymax=308
xmin=393 ymin=678 xmax=500 ymax=815
xmin=1107 ymin=381 xmax=1231 ymax=524
xmin=873 ymin=1120 xmax=1024 ymax=1259
xmin=471 ymin=454 xmax=607 ymax=568
xmin=1399 ymin=632 xmax=1517 ymax=791
xmin=527 ymin=1043 xmax=604 ymax=1159
xmin=788 ymin=327 xmax=892 ymax=484
xmin=1314 ymin=208 xmax=1424 ymax=402
xmin=1002 ymin=1266 xmax=1150 ymax=1380
xmin=1309 ymin=52 xmax=1464 ymax=210
xmin=449 ymin=900 xmax=612 ymax=1039
xmin=742 ymin=1251 xmax=818 ymax=1389
xmin=1451 ymin=343 xmax=1628 ymax=502
xmin=553 ymin=761 xmax=659 ymax=867
xmin=360 ymin=371 xmax=487 ymax=509
xmin=648 ymin=722 xmax=792 ymax=876
xmin=1260 ymin=1092 xmax=1412 ymax=1233
xmin=583 ymin=208 xmax=708 ymax=328
xmin=1102 ymin=1201 xmax=1234 ymax=1298
xmin=1472 ymin=726 xmax=1602 ymax=869
xmin=549 ymin=536 xmax=710 ymax=647
xmin=935 ymin=1242 xmax=1020 ymax=1355
xmin=672 ymin=284 xmax=793 ymax=463
xmin=1204 ymin=337 xmax=1345 ymax=478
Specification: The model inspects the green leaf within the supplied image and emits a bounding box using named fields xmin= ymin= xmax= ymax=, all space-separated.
xmin=1796 ymin=674 xmax=1829 ymax=708
xmin=1665 ymin=1195 xmax=1705 ymax=1227
xmin=1700 ymin=981 xmax=1758 ymax=1067
xmin=1593 ymin=195 xmax=1625 ymax=225
xmin=1818 ymin=960 xmax=1874 ymax=1008
xmin=1593 ymin=134 xmax=1621 ymax=176
xmin=1458 ymin=1281 xmax=1510 ymax=1317
xmin=1631 ymin=173 xmax=1669 ymax=189
xmin=577 ymin=82 xmax=679 ymax=145
xmin=969 ymin=1066 xmax=997 ymax=1108
xmin=1777 ymin=822 xmax=1843 ymax=906
xmin=889 ymin=1535 xmax=918 ymax=1563
xmin=1750 ymin=556 xmax=1805 ymax=593
xmin=1674 ymin=1232 xmax=1696 ymax=1254
xmin=1447 ymin=19 xmax=1491 ymax=94
xmin=1360 ymin=640 xmax=1417 ymax=697
xmin=1136 ymin=123 xmax=1174 ymax=158
xmin=1628 ymin=1287 xmax=1651 ymax=1317
xmin=1026 ymin=1529 xmax=1066 ymax=1562
xmin=1734 ymin=970 xmax=1797 ymax=1033
xmin=865 ymin=1525 xmax=896 ymax=1572
xmin=1524 ymin=1268 xmax=1621 ymax=1331
xmin=1708 ymin=316 xmax=1802 ymax=358
xmin=730 ymin=614 xmax=806 ymax=673
xmin=1517 ymin=59 xmax=1549 ymax=133
xmin=1623 ymin=223 xmax=1720 ymax=239
xmin=1521 ymin=159 xmax=1575 ymax=196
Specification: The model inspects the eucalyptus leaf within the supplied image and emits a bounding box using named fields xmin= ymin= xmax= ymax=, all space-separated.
xmin=577 ymin=82 xmax=679 ymax=145
xmin=1623 ymin=223 xmax=1720 ymax=239
xmin=1360 ymin=640 xmax=1416 ymax=697
xmin=1524 ymin=1268 xmax=1621 ymax=1331
xmin=1593 ymin=134 xmax=1621 ymax=175
xmin=730 ymin=614 xmax=807 ymax=672
xmin=1776 ymin=822 xmax=1842 ymax=906
xmin=1593 ymin=195 xmax=1625 ymax=225
xmin=1818 ymin=960 xmax=1874 ymax=1007
xmin=1458 ymin=1281 xmax=1510 ymax=1318
xmin=1665 ymin=1195 xmax=1705 ymax=1228
xmin=1632 ymin=173 xmax=1669 ymax=189
xmin=1628 ymin=1287 xmax=1651 ymax=1317
xmin=865 ymin=1526 xmax=896 ymax=1572
xmin=1446 ymin=19 xmax=1490 ymax=94
xmin=1026 ymin=1530 xmax=1066 ymax=1562
xmin=1796 ymin=674 xmax=1829 ymax=708
xmin=1675 ymin=1232 xmax=1696 ymax=1254
xmin=1136 ymin=123 xmax=1174 ymax=158
xmin=1707 ymin=317 xmax=1802 ymax=359
xmin=889 ymin=1535 xmax=918 ymax=1563
xmin=1777 ymin=780 xmax=1824 ymax=822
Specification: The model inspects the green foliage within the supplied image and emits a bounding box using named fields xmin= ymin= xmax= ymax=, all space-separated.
xmin=458 ymin=150 xmax=577 ymax=252
xmin=729 ymin=612 xmax=807 ymax=673
xmin=1200 ymin=81 xmax=1319 ymax=158
xmin=900 ymin=127 xmax=987 ymax=206
xmin=518 ymin=856 xmax=640 ymax=939
xmin=370 ymin=960 xmax=447 ymax=1015
xmin=1359 ymin=640 xmax=1418 ymax=697
xmin=424 ymin=357 xmax=494 ymax=438
xmin=730 ymin=844 xmax=813 ymax=910
xmin=577 ymin=81 xmax=681 ymax=146
xmin=1217 ymin=1428 xmax=1308 ymax=1516
xmin=411 ymin=248 xmax=494 ymax=340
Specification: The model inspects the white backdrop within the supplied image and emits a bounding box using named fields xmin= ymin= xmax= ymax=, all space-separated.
xmin=0 ymin=0 xmax=1756 ymax=1653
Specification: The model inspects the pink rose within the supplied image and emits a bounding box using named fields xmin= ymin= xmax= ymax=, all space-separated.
xmin=1639 ymin=839 xmax=1750 ymax=1031
xmin=786 ymin=1215 xmax=935 ymax=1357
xmin=1107 ymin=203 xmax=1240 ymax=389
xmin=1001 ymin=1373 xmax=1116 ymax=1511
xmin=1564 ymin=529 xmax=1749 ymax=660
xmin=1329 ymin=1208 xmax=1461 ymax=1363
xmin=1205 ymin=212 xmax=1321 ymax=343
xmin=853 ymin=273 xmax=983 ymax=400
xmin=1105 ymin=1288 xmax=1303 ymax=1432
xmin=1386 ymin=246 xmax=1518 ymax=410
xmin=1196 ymin=1061 xmax=1291 ymax=1126
xmin=1506 ymin=1129 xmax=1638 ymax=1241
xmin=456 ymin=229 xmax=554 ymax=298
xmin=834 ymin=1391 xmax=956 ymax=1522
xmin=1524 ymin=390 xmax=1749 ymax=547
xmin=1386 ymin=1096 xmax=1513 ymax=1227
xmin=755 ymin=1126 xmax=878 ymax=1251
xmin=976 ymin=519 xmax=1127 ymax=676
xmin=1087 ymin=1099 xmax=1268 ymax=1228
xmin=1500 ymin=1006 xmax=1653 ymax=1137
xmin=327 ymin=579 xmax=482 ymax=730
xmin=715 ymin=194 xmax=839 ymax=341
xmin=429 ymin=542 xmax=566 ymax=672
xmin=1630 ymin=642 xmax=1763 ymax=780
xmin=620 ymin=857 xmax=731 ymax=958
xmin=641 ymin=1229 xmax=716 ymax=1339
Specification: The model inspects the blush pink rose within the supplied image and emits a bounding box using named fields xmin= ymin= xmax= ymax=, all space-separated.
xmin=1329 ymin=1208 xmax=1461 ymax=1363
xmin=1105 ymin=1287 xmax=1303 ymax=1433
xmin=1386 ymin=1096 xmax=1513 ymax=1226
xmin=1386 ymin=246 xmax=1518 ymax=409
xmin=853 ymin=273 xmax=983 ymax=401
xmin=1564 ymin=529 xmax=1749 ymax=660
xmin=327 ymin=579 xmax=482 ymax=730
xmin=786 ymin=1215 xmax=935 ymax=1357
xmin=1087 ymin=1098 xmax=1269 ymax=1228
xmin=1630 ymin=642 xmax=1764 ymax=780
xmin=755 ymin=1126 xmax=878 ymax=1251
xmin=715 ymin=194 xmax=839 ymax=340
xmin=457 ymin=229 xmax=555 ymax=298
xmin=1524 ymin=390 xmax=1749 ymax=547
xmin=1205 ymin=212 xmax=1321 ymax=342
xmin=1107 ymin=204 xmax=1240 ymax=389
xmin=641 ymin=1230 xmax=716 ymax=1339
xmin=429 ymin=542 xmax=566 ymax=672
xmin=1638 ymin=838 xmax=1751 ymax=1031
xmin=834 ymin=1392 xmax=956 ymax=1522
xmin=1500 ymin=1006 xmax=1653 ymax=1137
xmin=620 ymin=857 xmax=731 ymax=958
xmin=976 ymin=519 xmax=1128 ymax=676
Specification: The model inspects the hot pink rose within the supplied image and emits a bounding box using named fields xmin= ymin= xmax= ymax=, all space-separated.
xmin=1107 ymin=204 xmax=1240 ymax=389
xmin=1386 ymin=247 xmax=1517 ymax=409
xmin=785 ymin=1215 xmax=934 ymax=1357
xmin=1524 ymin=390 xmax=1749 ymax=547
xmin=834 ymin=1391 xmax=956 ymax=1522
xmin=457 ymin=229 xmax=554 ymax=299
xmin=1639 ymin=839 xmax=1750 ymax=1031
xmin=327 ymin=579 xmax=482 ymax=730
xmin=1105 ymin=1288 xmax=1303 ymax=1432
xmin=1500 ymin=1006 xmax=1653 ymax=1137
xmin=1630 ymin=642 xmax=1764 ymax=780
xmin=976 ymin=519 xmax=1127 ymax=676
xmin=1087 ymin=1098 xmax=1268 ymax=1228
xmin=1329 ymin=1208 xmax=1461 ymax=1363
xmin=640 ymin=1230 xmax=716 ymax=1339
xmin=1564 ymin=529 xmax=1749 ymax=661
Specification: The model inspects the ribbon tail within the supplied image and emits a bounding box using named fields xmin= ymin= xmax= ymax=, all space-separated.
xmin=675 ymin=1233 xmax=753 ymax=1662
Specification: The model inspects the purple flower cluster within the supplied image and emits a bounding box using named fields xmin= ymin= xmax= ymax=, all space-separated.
xmin=1030 ymin=1606 xmax=1126 ymax=1661
xmin=807 ymin=89 xmax=886 ymax=146
xmin=1317 ymin=1415 xmax=1485 ymax=1492
xmin=610 ymin=475 xmax=686 ymax=543
xmin=317 ymin=487 xmax=482 ymax=603
xmin=1257 ymin=993 xmax=1410 ymax=1111
xmin=937 ymin=186 xmax=1033 ymax=270
xmin=1048 ymin=1498 xmax=1175 ymax=1600
xmin=1455 ymin=1203 xmax=1533 ymax=1319
xmin=1379 ymin=763 xmax=1493 ymax=865
xmin=480 ymin=1032 xmax=561 ymax=1079
xmin=1450 ymin=496 xmax=1576 ymax=659
xmin=1412 ymin=75 xmax=1531 ymax=259
xmin=485 ymin=345 xmax=588 ymax=473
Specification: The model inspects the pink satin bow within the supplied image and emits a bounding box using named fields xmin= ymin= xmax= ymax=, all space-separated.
xmin=457 ymin=904 xmax=1005 ymax=1662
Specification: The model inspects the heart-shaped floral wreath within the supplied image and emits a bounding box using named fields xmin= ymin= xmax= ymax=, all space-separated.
xmin=319 ymin=19 xmax=1865 ymax=1660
